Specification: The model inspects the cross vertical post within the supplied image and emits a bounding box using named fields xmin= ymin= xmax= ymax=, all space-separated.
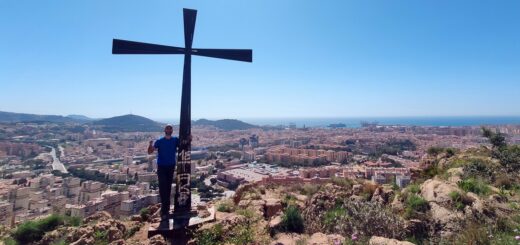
xmin=174 ymin=8 xmax=196 ymax=218
xmin=112 ymin=8 xmax=252 ymax=226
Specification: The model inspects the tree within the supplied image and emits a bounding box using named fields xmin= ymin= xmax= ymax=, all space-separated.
xmin=482 ymin=127 xmax=520 ymax=172
xmin=482 ymin=127 xmax=506 ymax=149
xmin=482 ymin=127 xmax=493 ymax=138
xmin=498 ymin=145 xmax=520 ymax=172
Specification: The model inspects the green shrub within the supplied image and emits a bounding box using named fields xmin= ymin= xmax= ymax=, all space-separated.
xmin=407 ymin=183 xmax=420 ymax=194
xmin=482 ymin=127 xmax=520 ymax=172
xmin=331 ymin=177 xmax=353 ymax=188
xmin=281 ymin=205 xmax=304 ymax=233
xmin=235 ymin=208 xmax=255 ymax=219
xmin=445 ymin=148 xmax=457 ymax=157
xmin=462 ymin=159 xmax=495 ymax=182
xmin=305 ymin=199 xmax=407 ymax=240
xmin=196 ymin=223 xmax=224 ymax=245
xmin=228 ymin=222 xmax=256 ymax=245
xmin=230 ymin=208 xmax=263 ymax=244
xmin=282 ymin=194 xmax=297 ymax=207
xmin=452 ymin=223 xmax=491 ymax=245
xmin=482 ymin=127 xmax=507 ymax=148
xmin=124 ymin=225 xmax=141 ymax=239
xmin=458 ymin=178 xmax=491 ymax=195
xmin=448 ymin=191 xmax=460 ymax=199
xmin=427 ymin=147 xmax=457 ymax=157
xmin=195 ymin=208 xmax=268 ymax=245
xmin=11 ymin=214 xmax=64 ymax=244
xmin=449 ymin=191 xmax=473 ymax=211
xmin=64 ymin=215 xmax=82 ymax=227
xmin=300 ymin=184 xmax=319 ymax=196
xmin=323 ymin=206 xmax=347 ymax=229
xmin=140 ymin=207 xmax=150 ymax=221
xmin=404 ymin=193 xmax=429 ymax=219
xmin=37 ymin=214 xmax=63 ymax=231
xmin=427 ymin=147 xmax=445 ymax=156
xmin=421 ymin=163 xmax=442 ymax=180
xmin=498 ymin=145 xmax=520 ymax=172
xmin=490 ymin=232 xmax=518 ymax=245
xmin=12 ymin=221 xmax=41 ymax=244
xmin=452 ymin=220 xmax=518 ymax=245
xmin=3 ymin=237 xmax=17 ymax=245
xmin=406 ymin=194 xmax=428 ymax=212
xmin=216 ymin=200 xmax=235 ymax=213
xmin=449 ymin=191 xmax=463 ymax=210
xmin=93 ymin=230 xmax=108 ymax=245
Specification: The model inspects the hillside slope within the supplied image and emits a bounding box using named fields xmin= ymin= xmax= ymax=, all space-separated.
xmin=92 ymin=114 xmax=163 ymax=132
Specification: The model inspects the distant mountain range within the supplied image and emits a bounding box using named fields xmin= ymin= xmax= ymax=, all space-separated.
xmin=66 ymin=114 xmax=94 ymax=122
xmin=0 ymin=111 xmax=85 ymax=123
xmin=91 ymin=114 xmax=163 ymax=132
xmin=0 ymin=111 xmax=258 ymax=132
xmin=193 ymin=119 xmax=257 ymax=131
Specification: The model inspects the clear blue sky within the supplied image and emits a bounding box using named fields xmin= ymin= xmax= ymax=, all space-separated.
xmin=1 ymin=0 xmax=519 ymax=119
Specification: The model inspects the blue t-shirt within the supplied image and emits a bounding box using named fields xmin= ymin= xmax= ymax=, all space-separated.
xmin=154 ymin=136 xmax=179 ymax=166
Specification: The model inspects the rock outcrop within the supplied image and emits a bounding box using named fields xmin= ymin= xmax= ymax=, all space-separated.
xmin=420 ymin=179 xmax=459 ymax=204
xmin=371 ymin=186 xmax=394 ymax=205
xmin=369 ymin=236 xmax=415 ymax=245
xmin=264 ymin=198 xmax=283 ymax=218
xmin=149 ymin=234 xmax=167 ymax=245
xmin=36 ymin=209 xmax=146 ymax=245
xmin=308 ymin=232 xmax=345 ymax=245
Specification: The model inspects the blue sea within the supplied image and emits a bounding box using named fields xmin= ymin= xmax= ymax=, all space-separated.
xmin=238 ymin=116 xmax=520 ymax=128
xmin=154 ymin=116 xmax=520 ymax=128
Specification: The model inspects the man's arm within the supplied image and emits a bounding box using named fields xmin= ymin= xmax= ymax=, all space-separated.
xmin=147 ymin=140 xmax=155 ymax=154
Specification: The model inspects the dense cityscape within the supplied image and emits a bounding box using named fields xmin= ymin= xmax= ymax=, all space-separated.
xmin=1 ymin=114 xmax=519 ymax=233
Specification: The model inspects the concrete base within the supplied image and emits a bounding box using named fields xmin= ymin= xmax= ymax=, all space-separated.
xmin=148 ymin=206 xmax=216 ymax=243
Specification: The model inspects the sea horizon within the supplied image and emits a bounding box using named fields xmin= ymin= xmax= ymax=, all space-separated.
xmin=153 ymin=116 xmax=520 ymax=128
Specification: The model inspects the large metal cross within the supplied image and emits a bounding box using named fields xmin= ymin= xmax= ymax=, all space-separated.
xmin=112 ymin=8 xmax=252 ymax=219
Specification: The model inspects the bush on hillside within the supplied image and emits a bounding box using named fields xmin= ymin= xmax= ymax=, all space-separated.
xmin=140 ymin=207 xmax=150 ymax=221
xmin=216 ymin=200 xmax=235 ymax=213
xmin=458 ymin=178 xmax=491 ymax=195
xmin=449 ymin=191 xmax=473 ymax=211
xmin=281 ymin=205 xmax=304 ymax=233
xmin=462 ymin=159 xmax=495 ymax=183
xmin=11 ymin=214 xmax=64 ymax=244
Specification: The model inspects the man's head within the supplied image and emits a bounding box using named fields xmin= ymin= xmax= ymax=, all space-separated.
xmin=164 ymin=124 xmax=173 ymax=136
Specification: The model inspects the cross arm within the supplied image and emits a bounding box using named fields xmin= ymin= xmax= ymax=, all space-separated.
xmin=192 ymin=48 xmax=253 ymax=62
xmin=112 ymin=39 xmax=185 ymax=54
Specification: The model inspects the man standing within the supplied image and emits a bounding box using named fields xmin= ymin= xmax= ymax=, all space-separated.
xmin=148 ymin=124 xmax=179 ymax=220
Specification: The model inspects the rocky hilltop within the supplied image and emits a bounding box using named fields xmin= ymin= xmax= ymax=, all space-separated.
xmin=194 ymin=130 xmax=520 ymax=244
xmin=5 ymin=204 xmax=166 ymax=245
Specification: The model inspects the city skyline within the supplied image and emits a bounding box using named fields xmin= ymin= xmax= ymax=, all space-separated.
xmin=1 ymin=0 xmax=520 ymax=118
